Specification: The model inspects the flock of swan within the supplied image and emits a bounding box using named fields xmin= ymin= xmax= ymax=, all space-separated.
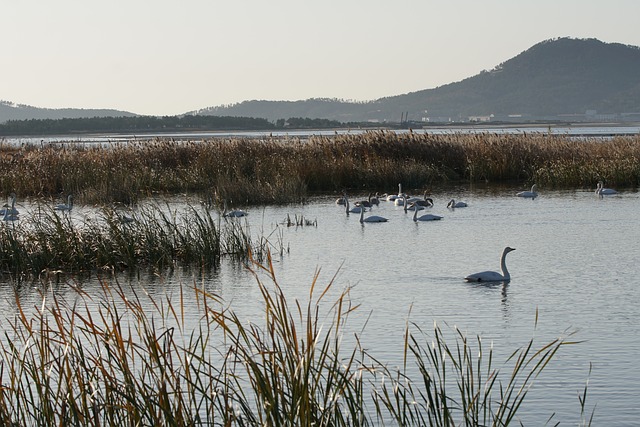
xmin=337 ymin=184 xmax=459 ymax=224
xmin=1 ymin=193 xmax=74 ymax=222
xmin=1 ymin=179 xmax=618 ymax=282
xmin=336 ymin=179 xmax=619 ymax=283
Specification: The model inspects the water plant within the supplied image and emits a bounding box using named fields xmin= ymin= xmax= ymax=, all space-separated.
xmin=0 ymin=202 xmax=278 ymax=278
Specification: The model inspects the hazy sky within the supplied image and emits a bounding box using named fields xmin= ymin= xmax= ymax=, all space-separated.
xmin=3 ymin=1 xmax=640 ymax=116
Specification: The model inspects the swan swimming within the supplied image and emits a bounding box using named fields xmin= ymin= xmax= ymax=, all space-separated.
xmin=222 ymin=200 xmax=248 ymax=218
xmin=0 ymin=193 xmax=19 ymax=216
xmin=54 ymin=194 xmax=73 ymax=212
xmin=387 ymin=183 xmax=405 ymax=202
xmin=403 ymin=197 xmax=424 ymax=212
xmin=412 ymin=206 xmax=442 ymax=221
xmin=344 ymin=196 xmax=364 ymax=214
xmin=516 ymin=184 xmax=538 ymax=199
xmin=118 ymin=212 xmax=136 ymax=224
xmin=447 ymin=199 xmax=468 ymax=208
xmin=465 ymin=247 xmax=516 ymax=282
xmin=356 ymin=193 xmax=375 ymax=208
xmin=595 ymin=181 xmax=617 ymax=196
xmin=359 ymin=206 xmax=388 ymax=223
xmin=411 ymin=192 xmax=434 ymax=207
xmin=2 ymin=199 xmax=19 ymax=221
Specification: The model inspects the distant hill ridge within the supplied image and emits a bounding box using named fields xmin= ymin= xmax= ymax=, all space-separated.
xmin=0 ymin=100 xmax=138 ymax=124
xmin=193 ymin=37 xmax=640 ymax=123
xmin=3 ymin=37 xmax=640 ymax=124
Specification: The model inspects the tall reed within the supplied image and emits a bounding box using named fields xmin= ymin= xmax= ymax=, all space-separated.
xmin=2 ymin=132 xmax=639 ymax=205
xmin=0 ymin=202 xmax=276 ymax=278
xmin=0 ymin=253 xmax=592 ymax=425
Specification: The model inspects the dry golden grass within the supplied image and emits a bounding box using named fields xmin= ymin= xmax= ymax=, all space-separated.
xmin=2 ymin=131 xmax=639 ymax=205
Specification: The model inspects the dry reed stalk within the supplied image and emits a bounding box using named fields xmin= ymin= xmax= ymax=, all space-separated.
xmin=2 ymin=132 xmax=639 ymax=204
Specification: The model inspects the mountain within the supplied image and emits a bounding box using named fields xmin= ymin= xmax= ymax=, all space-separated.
xmin=4 ymin=37 xmax=640 ymax=125
xmin=192 ymin=37 xmax=640 ymax=123
xmin=0 ymin=100 xmax=137 ymax=124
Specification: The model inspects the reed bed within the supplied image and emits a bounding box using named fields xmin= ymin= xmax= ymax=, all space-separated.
xmin=0 ymin=254 xmax=592 ymax=426
xmin=2 ymin=131 xmax=639 ymax=205
xmin=0 ymin=203 xmax=278 ymax=279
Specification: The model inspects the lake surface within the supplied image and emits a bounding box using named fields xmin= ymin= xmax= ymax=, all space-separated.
xmin=3 ymin=123 xmax=640 ymax=146
xmin=2 ymin=185 xmax=639 ymax=425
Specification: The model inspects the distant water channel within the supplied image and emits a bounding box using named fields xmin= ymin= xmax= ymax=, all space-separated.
xmin=2 ymin=123 xmax=640 ymax=145
xmin=2 ymin=186 xmax=639 ymax=425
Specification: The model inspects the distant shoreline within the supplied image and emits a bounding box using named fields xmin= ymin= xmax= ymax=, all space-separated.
xmin=2 ymin=121 xmax=639 ymax=144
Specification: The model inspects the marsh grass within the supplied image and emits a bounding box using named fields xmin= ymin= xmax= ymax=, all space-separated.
xmin=2 ymin=132 xmax=639 ymax=205
xmin=0 ymin=202 xmax=278 ymax=278
xmin=0 ymin=253 xmax=592 ymax=426
xmin=282 ymin=214 xmax=317 ymax=227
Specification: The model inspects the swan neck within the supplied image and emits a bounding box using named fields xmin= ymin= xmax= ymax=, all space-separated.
xmin=500 ymin=249 xmax=511 ymax=279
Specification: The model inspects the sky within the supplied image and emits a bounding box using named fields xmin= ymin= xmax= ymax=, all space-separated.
xmin=3 ymin=0 xmax=640 ymax=117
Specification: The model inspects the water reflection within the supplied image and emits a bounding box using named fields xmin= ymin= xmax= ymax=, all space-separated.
xmin=466 ymin=280 xmax=511 ymax=321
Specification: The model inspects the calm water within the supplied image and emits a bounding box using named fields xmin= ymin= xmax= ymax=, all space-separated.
xmin=2 ymin=186 xmax=639 ymax=425
xmin=3 ymin=124 xmax=640 ymax=145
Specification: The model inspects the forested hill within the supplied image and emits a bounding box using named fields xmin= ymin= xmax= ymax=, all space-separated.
xmin=193 ymin=38 xmax=640 ymax=123
xmin=0 ymin=101 xmax=137 ymax=123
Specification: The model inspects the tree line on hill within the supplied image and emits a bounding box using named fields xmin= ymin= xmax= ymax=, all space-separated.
xmin=0 ymin=115 xmax=352 ymax=136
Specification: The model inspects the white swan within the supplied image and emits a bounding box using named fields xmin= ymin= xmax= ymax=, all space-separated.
xmin=403 ymin=197 xmax=424 ymax=212
xmin=595 ymin=181 xmax=617 ymax=196
xmin=118 ymin=212 xmax=136 ymax=224
xmin=516 ymin=184 xmax=538 ymax=199
xmin=411 ymin=192 xmax=434 ymax=207
xmin=412 ymin=206 xmax=442 ymax=221
xmin=0 ymin=193 xmax=19 ymax=216
xmin=222 ymin=200 xmax=248 ymax=218
xmin=344 ymin=196 xmax=364 ymax=214
xmin=447 ymin=199 xmax=468 ymax=208
xmin=387 ymin=183 xmax=405 ymax=202
xmin=465 ymin=247 xmax=516 ymax=282
xmin=356 ymin=193 xmax=375 ymax=208
xmin=359 ymin=206 xmax=388 ymax=223
xmin=2 ymin=197 xmax=19 ymax=221
xmin=54 ymin=194 xmax=73 ymax=212
xmin=2 ymin=210 xmax=19 ymax=221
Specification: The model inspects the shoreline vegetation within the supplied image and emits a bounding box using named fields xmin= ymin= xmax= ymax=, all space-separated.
xmin=1 ymin=130 xmax=639 ymax=206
